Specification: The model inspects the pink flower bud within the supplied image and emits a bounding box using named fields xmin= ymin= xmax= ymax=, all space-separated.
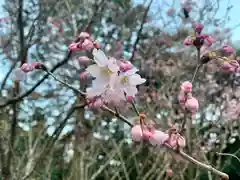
xmin=166 ymin=168 xmax=173 ymax=177
xmin=119 ymin=61 xmax=133 ymax=71
xmin=178 ymin=91 xmax=186 ymax=105
xmin=88 ymin=98 xmax=103 ymax=109
xmin=131 ymin=125 xmax=143 ymax=142
xmin=79 ymin=32 xmax=90 ymax=39
xmin=149 ymin=130 xmax=169 ymax=146
xmin=80 ymin=71 xmax=91 ymax=80
xmin=127 ymin=96 xmax=134 ymax=102
xmin=93 ymin=41 xmax=101 ymax=49
xmin=131 ymin=125 xmax=153 ymax=142
xmin=183 ymin=36 xmax=193 ymax=46
xmin=68 ymin=42 xmax=82 ymax=51
xmin=220 ymin=61 xmax=235 ymax=72
xmin=204 ymin=35 xmax=215 ymax=47
xmin=78 ymin=56 xmax=90 ymax=65
xmin=82 ymin=39 xmax=94 ymax=50
xmin=229 ymin=60 xmax=239 ymax=68
xmin=223 ymin=45 xmax=235 ymax=54
xmin=181 ymin=81 xmax=192 ymax=93
xmin=194 ymin=23 xmax=204 ymax=34
xmin=185 ymin=97 xmax=199 ymax=113
xmin=21 ymin=63 xmax=34 ymax=73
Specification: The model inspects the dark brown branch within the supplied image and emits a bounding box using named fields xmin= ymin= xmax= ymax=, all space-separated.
xmin=3 ymin=0 xmax=25 ymax=179
xmin=129 ymin=0 xmax=153 ymax=62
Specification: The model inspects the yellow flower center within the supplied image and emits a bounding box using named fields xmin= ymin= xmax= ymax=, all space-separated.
xmin=120 ymin=76 xmax=128 ymax=84
xmin=208 ymin=51 xmax=217 ymax=58
xmin=101 ymin=67 xmax=113 ymax=76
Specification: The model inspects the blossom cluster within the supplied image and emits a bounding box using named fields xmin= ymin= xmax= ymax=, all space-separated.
xmin=178 ymin=81 xmax=199 ymax=116
xmin=85 ymin=48 xmax=146 ymax=108
xmin=68 ymin=32 xmax=100 ymax=51
xmin=184 ymin=23 xmax=215 ymax=49
xmin=131 ymin=115 xmax=186 ymax=149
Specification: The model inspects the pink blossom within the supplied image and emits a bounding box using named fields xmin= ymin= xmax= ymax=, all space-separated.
xmin=204 ymin=35 xmax=215 ymax=47
xmin=194 ymin=23 xmax=204 ymax=34
xmin=223 ymin=45 xmax=235 ymax=54
xmin=149 ymin=130 xmax=169 ymax=146
xmin=80 ymin=71 xmax=91 ymax=80
xmin=93 ymin=41 xmax=101 ymax=49
xmin=167 ymin=8 xmax=175 ymax=17
xmin=185 ymin=97 xmax=199 ymax=113
xmin=68 ymin=42 xmax=82 ymax=51
xmin=82 ymin=39 xmax=94 ymax=50
xmin=21 ymin=63 xmax=34 ymax=73
xmin=20 ymin=62 xmax=42 ymax=73
xmin=119 ymin=61 xmax=133 ymax=71
xmin=220 ymin=61 xmax=238 ymax=73
xmin=127 ymin=96 xmax=134 ymax=102
xmin=78 ymin=56 xmax=90 ymax=65
xmin=167 ymin=134 xmax=185 ymax=149
xmin=131 ymin=125 xmax=143 ymax=142
xmin=166 ymin=168 xmax=173 ymax=177
xmin=181 ymin=81 xmax=192 ymax=93
xmin=183 ymin=36 xmax=193 ymax=46
xmin=178 ymin=90 xmax=186 ymax=105
xmin=79 ymin=32 xmax=90 ymax=39
xmin=229 ymin=60 xmax=239 ymax=68
xmin=131 ymin=125 xmax=153 ymax=142
xmin=88 ymin=98 xmax=103 ymax=109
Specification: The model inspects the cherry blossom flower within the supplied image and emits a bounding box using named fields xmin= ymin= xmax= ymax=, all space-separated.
xmin=194 ymin=23 xmax=204 ymax=34
xmin=181 ymin=81 xmax=192 ymax=93
xmin=131 ymin=124 xmax=169 ymax=146
xmin=149 ymin=130 xmax=169 ymax=146
xmin=86 ymin=48 xmax=145 ymax=105
xmin=21 ymin=62 xmax=42 ymax=73
xmin=78 ymin=56 xmax=90 ymax=65
xmin=185 ymin=96 xmax=199 ymax=113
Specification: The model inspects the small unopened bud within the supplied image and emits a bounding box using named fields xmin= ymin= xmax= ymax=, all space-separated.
xmin=185 ymin=97 xmax=199 ymax=113
xmin=120 ymin=61 xmax=133 ymax=71
xmin=181 ymin=81 xmax=192 ymax=93
xmin=80 ymin=71 xmax=91 ymax=80
xmin=82 ymin=39 xmax=94 ymax=50
xmin=166 ymin=168 xmax=173 ymax=177
xmin=194 ymin=23 xmax=204 ymax=34
xmin=126 ymin=96 xmax=134 ymax=102
xmin=93 ymin=41 xmax=101 ymax=49
xmin=78 ymin=56 xmax=90 ymax=65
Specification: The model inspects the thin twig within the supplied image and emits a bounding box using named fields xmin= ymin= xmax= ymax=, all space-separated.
xmin=217 ymin=152 xmax=240 ymax=164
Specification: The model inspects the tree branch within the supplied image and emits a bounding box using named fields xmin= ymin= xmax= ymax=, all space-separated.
xmin=129 ymin=0 xmax=153 ymax=62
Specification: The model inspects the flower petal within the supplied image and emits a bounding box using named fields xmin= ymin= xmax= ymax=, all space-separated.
xmin=124 ymin=86 xmax=138 ymax=97
xmin=128 ymin=74 xmax=146 ymax=86
xmin=107 ymin=58 xmax=119 ymax=72
xmin=124 ymin=67 xmax=139 ymax=76
xmin=86 ymin=64 xmax=101 ymax=77
xmin=93 ymin=48 xmax=108 ymax=66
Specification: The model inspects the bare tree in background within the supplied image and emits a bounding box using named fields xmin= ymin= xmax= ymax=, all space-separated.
xmin=0 ymin=0 xmax=239 ymax=180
